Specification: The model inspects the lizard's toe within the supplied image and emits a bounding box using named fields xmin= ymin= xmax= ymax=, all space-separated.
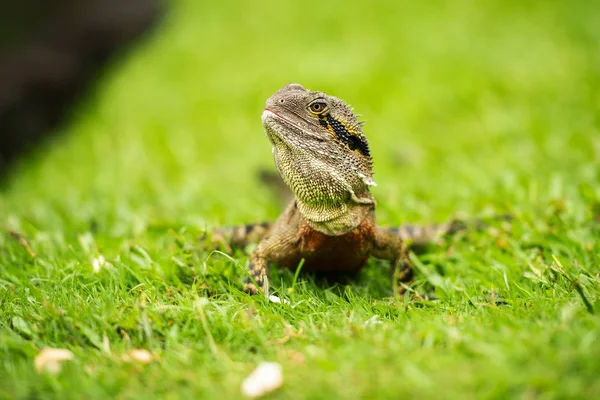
xmin=243 ymin=282 xmax=262 ymax=295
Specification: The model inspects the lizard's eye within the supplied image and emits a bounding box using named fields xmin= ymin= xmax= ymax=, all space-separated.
xmin=308 ymin=101 xmax=328 ymax=114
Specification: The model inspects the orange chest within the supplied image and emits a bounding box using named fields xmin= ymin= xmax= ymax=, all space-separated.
xmin=297 ymin=216 xmax=376 ymax=272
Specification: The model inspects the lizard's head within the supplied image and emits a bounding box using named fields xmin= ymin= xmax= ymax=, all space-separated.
xmin=261 ymin=84 xmax=375 ymax=205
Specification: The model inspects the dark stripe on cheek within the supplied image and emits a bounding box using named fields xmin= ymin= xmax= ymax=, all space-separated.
xmin=326 ymin=114 xmax=371 ymax=157
xmin=318 ymin=117 xmax=328 ymax=128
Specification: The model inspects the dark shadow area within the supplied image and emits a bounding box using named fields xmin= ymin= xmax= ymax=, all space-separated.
xmin=0 ymin=0 xmax=164 ymax=179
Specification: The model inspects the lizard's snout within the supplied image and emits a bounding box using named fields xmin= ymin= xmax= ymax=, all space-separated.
xmin=261 ymin=109 xmax=277 ymax=124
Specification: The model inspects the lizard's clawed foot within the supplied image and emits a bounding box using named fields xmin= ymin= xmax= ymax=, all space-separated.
xmin=243 ymin=282 xmax=262 ymax=295
xmin=395 ymin=257 xmax=414 ymax=297
xmin=243 ymin=259 xmax=268 ymax=295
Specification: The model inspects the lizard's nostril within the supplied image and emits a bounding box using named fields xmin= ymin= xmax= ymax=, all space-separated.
xmin=279 ymin=99 xmax=284 ymax=104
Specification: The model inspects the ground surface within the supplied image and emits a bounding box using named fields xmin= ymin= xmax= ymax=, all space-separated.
xmin=1 ymin=0 xmax=599 ymax=398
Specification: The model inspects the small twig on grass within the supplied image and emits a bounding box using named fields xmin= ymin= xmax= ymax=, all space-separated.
xmin=9 ymin=231 xmax=36 ymax=258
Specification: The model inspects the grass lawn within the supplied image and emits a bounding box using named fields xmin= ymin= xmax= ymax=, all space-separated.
xmin=1 ymin=0 xmax=599 ymax=398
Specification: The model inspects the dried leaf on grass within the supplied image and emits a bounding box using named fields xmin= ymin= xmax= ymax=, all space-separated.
xmin=122 ymin=349 xmax=155 ymax=364
xmin=241 ymin=362 xmax=283 ymax=398
xmin=35 ymin=348 xmax=74 ymax=373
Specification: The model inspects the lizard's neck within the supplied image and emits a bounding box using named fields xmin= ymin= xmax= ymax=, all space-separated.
xmin=296 ymin=193 xmax=375 ymax=236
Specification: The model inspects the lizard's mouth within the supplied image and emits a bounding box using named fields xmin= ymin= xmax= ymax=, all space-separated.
xmin=262 ymin=108 xmax=323 ymax=141
xmin=262 ymin=108 xmax=297 ymax=130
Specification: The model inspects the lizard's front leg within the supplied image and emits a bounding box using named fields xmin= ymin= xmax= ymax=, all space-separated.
xmin=200 ymin=222 xmax=273 ymax=254
xmin=372 ymin=226 xmax=413 ymax=296
xmin=243 ymin=244 xmax=270 ymax=295
xmin=243 ymin=200 xmax=302 ymax=295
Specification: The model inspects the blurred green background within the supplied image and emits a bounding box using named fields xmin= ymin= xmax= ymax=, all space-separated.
xmin=3 ymin=0 xmax=598 ymax=230
xmin=1 ymin=0 xmax=599 ymax=398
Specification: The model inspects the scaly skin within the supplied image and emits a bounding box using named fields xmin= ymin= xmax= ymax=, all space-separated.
xmin=240 ymin=83 xmax=414 ymax=295
xmin=212 ymin=83 xmax=496 ymax=295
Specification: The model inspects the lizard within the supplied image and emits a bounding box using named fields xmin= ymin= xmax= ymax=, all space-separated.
xmin=212 ymin=83 xmax=485 ymax=295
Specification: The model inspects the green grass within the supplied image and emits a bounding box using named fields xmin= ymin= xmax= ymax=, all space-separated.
xmin=1 ymin=0 xmax=600 ymax=398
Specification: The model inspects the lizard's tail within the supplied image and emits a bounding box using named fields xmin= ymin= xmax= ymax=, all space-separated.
xmin=200 ymin=170 xmax=287 ymax=252
xmin=201 ymin=222 xmax=273 ymax=252
xmin=390 ymin=214 xmax=512 ymax=249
